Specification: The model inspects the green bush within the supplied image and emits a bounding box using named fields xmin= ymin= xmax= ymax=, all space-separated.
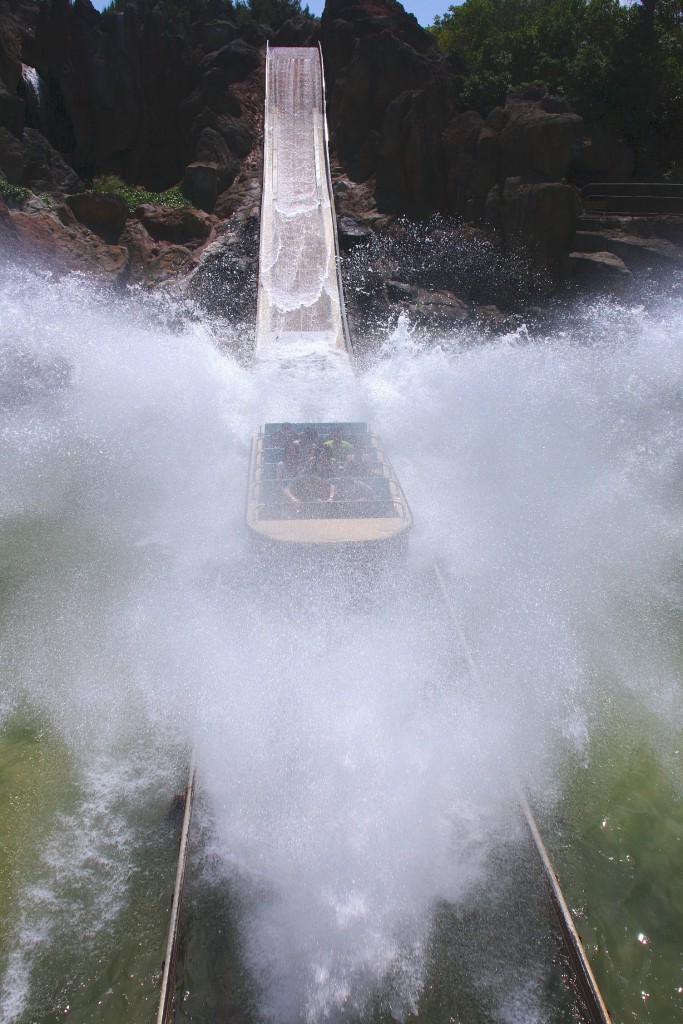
xmin=432 ymin=0 xmax=628 ymax=118
xmin=90 ymin=175 xmax=191 ymax=210
xmin=103 ymin=0 xmax=314 ymax=25
xmin=102 ymin=0 xmax=209 ymax=17
xmin=461 ymin=69 xmax=513 ymax=112
xmin=91 ymin=173 xmax=126 ymax=195
xmin=0 ymin=179 xmax=31 ymax=205
xmin=431 ymin=0 xmax=683 ymax=179
xmin=235 ymin=0 xmax=312 ymax=28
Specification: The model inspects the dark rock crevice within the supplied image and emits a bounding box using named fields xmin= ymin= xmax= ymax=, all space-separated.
xmin=1 ymin=0 xmax=270 ymax=201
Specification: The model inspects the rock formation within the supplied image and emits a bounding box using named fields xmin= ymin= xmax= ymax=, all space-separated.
xmin=0 ymin=0 xmax=266 ymax=204
xmin=0 ymin=0 xmax=675 ymax=318
xmin=321 ymin=0 xmax=464 ymax=212
xmin=0 ymin=0 xmax=271 ymax=289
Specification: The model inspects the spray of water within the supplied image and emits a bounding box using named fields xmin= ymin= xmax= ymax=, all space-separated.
xmin=0 ymin=266 xmax=681 ymax=1023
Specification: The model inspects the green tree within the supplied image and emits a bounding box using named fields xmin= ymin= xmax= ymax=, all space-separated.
xmin=234 ymin=0 xmax=312 ymax=28
xmin=431 ymin=0 xmax=683 ymax=178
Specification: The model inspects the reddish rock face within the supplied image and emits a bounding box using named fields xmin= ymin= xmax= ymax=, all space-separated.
xmin=144 ymin=245 xmax=199 ymax=286
xmin=499 ymin=103 xmax=583 ymax=181
xmin=134 ymin=204 xmax=213 ymax=246
xmin=485 ymin=177 xmax=582 ymax=269
xmin=118 ymin=218 xmax=155 ymax=284
xmin=566 ymin=250 xmax=632 ymax=292
xmin=182 ymin=161 xmax=235 ymax=213
xmin=66 ymin=192 xmax=129 ymax=242
xmin=573 ymin=123 xmax=635 ymax=183
xmin=0 ymin=0 xmax=646 ymax=298
xmin=0 ymin=195 xmax=19 ymax=250
xmin=9 ymin=205 xmax=130 ymax=282
xmin=0 ymin=0 xmax=24 ymax=100
xmin=0 ymin=82 xmax=24 ymax=138
xmin=0 ymin=124 xmax=23 ymax=181
xmin=32 ymin=0 xmax=196 ymax=187
xmin=0 ymin=0 xmax=262 ymax=211
xmin=321 ymin=0 xmax=463 ymax=212
xmin=320 ymin=0 xmax=591 ymax=281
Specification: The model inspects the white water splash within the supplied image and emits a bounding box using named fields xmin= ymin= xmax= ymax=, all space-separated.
xmin=0 ymin=267 xmax=681 ymax=1023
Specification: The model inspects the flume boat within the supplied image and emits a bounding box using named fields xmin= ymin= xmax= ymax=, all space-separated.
xmin=246 ymin=422 xmax=412 ymax=549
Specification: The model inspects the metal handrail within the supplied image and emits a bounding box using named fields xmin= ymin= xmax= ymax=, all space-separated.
xmin=582 ymin=181 xmax=683 ymax=215
xmin=582 ymin=182 xmax=683 ymax=197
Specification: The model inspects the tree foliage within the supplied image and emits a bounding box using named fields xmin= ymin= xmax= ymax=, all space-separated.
xmin=234 ymin=0 xmax=312 ymax=28
xmin=431 ymin=0 xmax=683 ymax=178
xmin=101 ymin=0 xmax=313 ymax=29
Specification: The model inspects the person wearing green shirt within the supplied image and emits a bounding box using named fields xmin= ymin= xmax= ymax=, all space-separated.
xmin=323 ymin=427 xmax=352 ymax=467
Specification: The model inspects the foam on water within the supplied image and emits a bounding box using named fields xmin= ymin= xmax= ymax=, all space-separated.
xmin=257 ymin=48 xmax=348 ymax=357
xmin=0 ymin=266 xmax=681 ymax=1023
xmin=1 ymin=754 xmax=144 ymax=1020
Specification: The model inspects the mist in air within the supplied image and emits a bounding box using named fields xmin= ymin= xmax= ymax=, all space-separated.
xmin=0 ymin=265 xmax=681 ymax=1023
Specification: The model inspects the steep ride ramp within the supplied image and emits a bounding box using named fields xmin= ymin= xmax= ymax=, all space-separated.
xmin=255 ymin=46 xmax=351 ymax=363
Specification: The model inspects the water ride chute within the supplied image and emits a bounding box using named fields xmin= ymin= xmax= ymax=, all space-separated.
xmin=249 ymin=45 xmax=411 ymax=549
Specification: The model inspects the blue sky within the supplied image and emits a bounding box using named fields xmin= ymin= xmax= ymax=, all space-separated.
xmin=305 ymin=0 xmax=461 ymax=24
xmin=91 ymin=0 xmax=636 ymax=30
xmin=306 ymin=0 xmax=635 ymax=25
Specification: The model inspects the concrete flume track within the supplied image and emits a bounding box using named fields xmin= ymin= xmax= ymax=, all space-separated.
xmin=156 ymin=46 xmax=612 ymax=1024
xmin=255 ymin=45 xmax=352 ymax=361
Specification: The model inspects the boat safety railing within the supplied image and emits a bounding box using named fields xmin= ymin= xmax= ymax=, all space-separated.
xmin=254 ymin=459 xmax=388 ymax=483
xmin=258 ymin=474 xmax=396 ymax=499
xmin=282 ymin=499 xmax=398 ymax=509
xmin=255 ymin=496 xmax=401 ymax=520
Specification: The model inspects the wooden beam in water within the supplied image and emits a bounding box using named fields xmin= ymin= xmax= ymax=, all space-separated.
xmin=157 ymin=756 xmax=196 ymax=1024
xmin=433 ymin=559 xmax=612 ymax=1024
xmin=519 ymin=790 xmax=612 ymax=1024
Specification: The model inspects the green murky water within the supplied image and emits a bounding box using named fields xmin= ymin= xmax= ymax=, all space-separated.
xmin=2 ymin=705 xmax=680 ymax=1023
xmin=0 ymin=722 xmax=180 ymax=1024
xmin=556 ymin=734 xmax=683 ymax=1023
